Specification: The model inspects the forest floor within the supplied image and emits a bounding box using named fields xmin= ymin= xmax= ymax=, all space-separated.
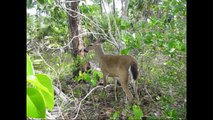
xmin=31 ymin=51 xmax=186 ymax=120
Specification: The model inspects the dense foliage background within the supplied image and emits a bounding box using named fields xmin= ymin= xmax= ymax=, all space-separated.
xmin=27 ymin=0 xmax=186 ymax=119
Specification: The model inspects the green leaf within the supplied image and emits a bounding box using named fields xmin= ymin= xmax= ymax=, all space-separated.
xmin=48 ymin=0 xmax=54 ymax=5
xmin=36 ymin=74 xmax=54 ymax=110
xmin=83 ymin=73 xmax=91 ymax=82
xmin=37 ymin=0 xmax=46 ymax=5
xmin=132 ymin=105 xmax=143 ymax=119
xmin=111 ymin=111 xmax=120 ymax=120
xmin=98 ymin=71 xmax=103 ymax=78
xmin=121 ymin=20 xmax=130 ymax=30
xmin=120 ymin=48 xmax=130 ymax=55
xmin=93 ymin=70 xmax=103 ymax=79
xmin=27 ymin=0 xmax=33 ymax=8
xmin=27 ymin=75 xmax=52 ymax=97
xmin=91 ymin=79 xmax=97 ymax=86
xmin=27 ymin=54 xmax=35 ymax=76
xmin=27 ymin=87 xmax=46 ymax=118
xmin=80 ymin=5 xmax=89 ymax=14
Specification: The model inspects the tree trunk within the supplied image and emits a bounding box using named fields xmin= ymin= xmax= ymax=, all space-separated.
xmin=122 ymin=0 xmax=129 ymax=20
xmin=66 ymin=0 xmax=90 ymax=79
xmin=100 ymin=0 xmax=102 ymax=15
xmin=113 ymin=0 xmax=116 ymax=15
xmin=67 ymin=0 xmax=85 ymax=57
xmin=121 ymin=0 xmax=123 ymax=12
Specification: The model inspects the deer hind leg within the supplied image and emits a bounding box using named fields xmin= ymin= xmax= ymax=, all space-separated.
xmin=132 ymin=79 xmax=139 ymax=103
xmin=129 ymin=67 xmax=139 ymax=104
xmin=119 ymin=74 xmax=133 ymax=104
xmin=102 ymin=73 xmax=108 ymax=103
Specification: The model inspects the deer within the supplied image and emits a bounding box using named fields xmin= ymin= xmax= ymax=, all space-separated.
xmin=84 ymin=39 xmax=139 ymax=104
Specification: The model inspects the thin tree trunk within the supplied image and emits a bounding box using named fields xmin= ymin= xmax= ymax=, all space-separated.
xmin=66 ymin=0 xmax=90 ymax=78
xmin=100 ymin=0 xmax=102 ymax=15
xmin=113 ymin=0 xmax=116 ymax=15
xmin=121 ymin=0 xmax=123 ymax=12
xmin=67 ymin=0 xmax=84 ymax=57
xmin=122 ymin=0 xmax=129 ymax=20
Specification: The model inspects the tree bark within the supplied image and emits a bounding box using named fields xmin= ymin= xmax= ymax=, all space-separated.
xmin=113 ymin=0 xmax=116 ymax=15
xmin=67 ymin=0 xmax=84 ymax=57
xmin=121 ymin=0 xmax=123 ymax=12
xmin=100 ymin=0 xmax=102 ymax=15
xmin=66 ymin=0 xmax=90 ymax=79
xmin=122 ymin=0 xmax=129 ymax=20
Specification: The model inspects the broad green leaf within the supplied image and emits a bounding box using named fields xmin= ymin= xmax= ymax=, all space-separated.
xmin=36 ymin=74 xmax=54 ymax=110
xmin=48 ymin=0 xmax=54 ymax=5
xmin=27 ymin=87 xmax=46 ymax=118
xmin=27 ymin=54 xmax=35 ymax=75
xmin=93 ymin=70 xmax=103 ymax=79
xmin=97 ymin=72 xmax=103 ymax=78
xmin=27 ymin=75 xmax=52 ymax=97
xmin=83 ymin=73 xmax=91 ymax=82
xmin=132 ymin=105 xmax=143 ymax=119
xmin=36 ymin=74 xmax=54 ymax=94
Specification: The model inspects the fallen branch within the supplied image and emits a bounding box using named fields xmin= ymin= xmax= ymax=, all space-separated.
xmin=54 ymin=85 xmax=69 ymax=103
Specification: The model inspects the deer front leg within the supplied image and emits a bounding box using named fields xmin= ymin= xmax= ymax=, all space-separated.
xmin=103 ymin=73 xmax=108 ymax=86
xmin=114 ymin=79 xmax=118 ymax=101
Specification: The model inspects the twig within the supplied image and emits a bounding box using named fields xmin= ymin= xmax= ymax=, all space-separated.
xmin=56 ymin=100 xmax=65 ymax=120
xmin=113 ymin=16 xmax=121 ymax=40
xmin=63 ymin=0 xmax=82 ymax=3
xmin=144 ymin=84 xmax=167 ymax=116
xmin=72 ymin=84 xmax=114 ymax=120
xmin=54 ymin=85 xmax=68 ymax=103
xmin=43 ymin=32 xmax=101 ymax=50
xmin=144 ymin=85 xmax=157 ymax=104
xmin=57 ymin=1 xmax=109 ymax=37
xmin=46 ymin=110 xmax=55 ymax=119
xmin=102 ymin=0 xmax=118 ymax=49
xmin=58 ymin=0 xmax=118 ymax=47
xmin=37 ymin=50 xmax=62 ymax=94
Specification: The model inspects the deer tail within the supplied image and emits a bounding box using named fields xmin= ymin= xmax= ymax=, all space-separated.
xmin=130 ymin=60 xmax=138 ymax=80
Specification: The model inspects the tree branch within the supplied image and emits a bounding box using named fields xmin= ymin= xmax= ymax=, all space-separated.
xmin=102 ymin=0 xmax=119 ymax=49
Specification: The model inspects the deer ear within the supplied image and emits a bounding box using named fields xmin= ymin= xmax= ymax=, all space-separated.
xmin=96 ymin=37 xmax=105 ymax=44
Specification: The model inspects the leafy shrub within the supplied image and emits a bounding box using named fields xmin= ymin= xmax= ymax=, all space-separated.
xmin=27 ymin=54 xmax=54 ymax=118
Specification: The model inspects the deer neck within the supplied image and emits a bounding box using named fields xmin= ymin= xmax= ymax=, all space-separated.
xmin=94 ymin=45 xmax=105 ymax=61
